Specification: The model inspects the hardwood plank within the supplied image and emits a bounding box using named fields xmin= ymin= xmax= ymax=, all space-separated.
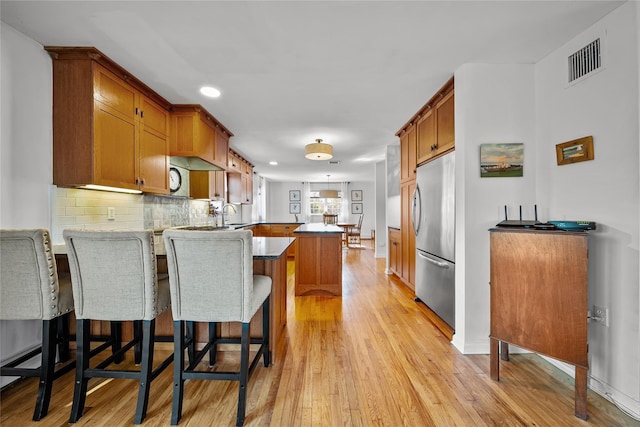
xmin=2 ymin=240 xmax=636 ymax=426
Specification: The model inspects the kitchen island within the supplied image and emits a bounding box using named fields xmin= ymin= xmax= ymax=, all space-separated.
xmin=54 ymin=235 xmax=294 ymax=363
xmin=294 ymin=223 xmax=343 ymax=296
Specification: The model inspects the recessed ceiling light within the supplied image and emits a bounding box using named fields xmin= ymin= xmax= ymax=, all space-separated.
xmin=200 ymin=86 xmax=221 ymax=98
xmin=269 ymin=161 xmax=278 ymax=166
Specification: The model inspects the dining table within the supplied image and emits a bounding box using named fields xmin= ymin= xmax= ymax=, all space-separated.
xmin=337 ymin=223 xmax=356 ymax=248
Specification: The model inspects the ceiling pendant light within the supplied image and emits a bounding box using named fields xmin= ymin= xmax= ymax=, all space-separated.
xmin=305 ymin=138 xmax=333 ymax=160
xmin=319 ymin=174 xmax=340 ymax=199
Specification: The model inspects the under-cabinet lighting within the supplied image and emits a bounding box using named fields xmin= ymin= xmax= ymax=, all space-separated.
xmin=81 ymin=185 xmax=143 ymax=194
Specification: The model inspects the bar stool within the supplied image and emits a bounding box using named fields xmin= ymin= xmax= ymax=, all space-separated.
xmin=163 ymin=229 xmax=272 ymax=426
xmin=63 ymin=230 xmax=173 ymax=424
xmin=0 ymin=229 xmax=74 ymax=421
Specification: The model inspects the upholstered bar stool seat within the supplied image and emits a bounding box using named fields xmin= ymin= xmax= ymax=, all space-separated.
xmin=163 ymin=229 xmax=272 ymax=427
xmin=63 ymin=230 xmax=173 ymax=424
xmin=0 ymin=229 xmax=74 ymax=421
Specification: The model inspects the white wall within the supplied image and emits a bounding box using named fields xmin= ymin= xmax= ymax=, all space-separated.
xmin=454 ymin=2 xmax=639 ymax=415
xmin=452 ymin=63 xmax=536 ymax=353
xmin=374 ymin=159 xmax=387 ymax=258
xmin=0 ymin=22 xmax=53 ymax=386
xmin=266 ymin=180 xmax=376 ymax=237
xmin=535 ymin=2 xmax=639 ymax=411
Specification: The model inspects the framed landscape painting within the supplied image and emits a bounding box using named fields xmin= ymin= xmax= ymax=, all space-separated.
xmin=480 ymin=143 xmax=524 ymax=178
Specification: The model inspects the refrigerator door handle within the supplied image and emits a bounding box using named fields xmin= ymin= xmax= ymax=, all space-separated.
xmin=412 ymin=184 xmax=421 ymax=236
xmin=417 ymin=251 xmax=450 ymax=269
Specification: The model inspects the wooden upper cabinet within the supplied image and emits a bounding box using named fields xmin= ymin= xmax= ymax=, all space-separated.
xmin=189 ymin=170 xmax=225 ymax=200
xmin=403 ymin=76 xmax=455 ymax=166
xmin=138 ymin=96 xmax=169 ymax=193
xmin=227 ymin=150 xmax=242 ymax=173
xmin=215 ymin=128 xmax=230 ymax=167
xmin=227 ymin=149 xmax=253 ymax=204
xmin=46 ymin=47 xmax=171 ymax=194
xmin=170 ymin=105 xmax=231 ymax=171
xmin=400 ymin=125 xmax=417 ymax=183
xmin=416 ymin=108 xmax=435 ymax=165
xmin=436 ymin=90 xmax=455 ymax=153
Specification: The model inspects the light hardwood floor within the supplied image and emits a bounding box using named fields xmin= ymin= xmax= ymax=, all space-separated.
xmin=1 ymin=240 xmax=636 ymax=426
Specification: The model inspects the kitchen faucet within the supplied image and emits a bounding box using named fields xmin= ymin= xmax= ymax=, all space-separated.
xmin=221 ymin=204 xmax=237 ymax=228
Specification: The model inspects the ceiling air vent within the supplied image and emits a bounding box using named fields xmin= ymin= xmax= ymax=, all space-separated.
xmin=568 ymin=38 xmax=602 ymax=84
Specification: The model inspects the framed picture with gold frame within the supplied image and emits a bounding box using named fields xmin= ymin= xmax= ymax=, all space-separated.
xmin=556 ymin=136 xmax=594 ymax=166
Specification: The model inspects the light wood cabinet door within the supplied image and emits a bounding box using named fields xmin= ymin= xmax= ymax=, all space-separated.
xmin=242 ymin=170 xmax=253 ymax=204
xmin=215 ymin=128 xmax=229 ymax=168
xmin=436 ymin=90 xmax=455 ymax=154
xmin=401 ymin=180 xmax=416 ymax=291
xmin=138 ymin=96 xmax=169 ymax=194
xmin=388 ymin=227 xmax=401 ymax=276
xmin=189 ymin=170 xmax=225 ymax=200
xmin=400 ymin=125 xmax=417 ymax=183
xmin=416 ymin=108 xmax=435 ymax=165
xmin=93 ymin=98 xmax=138 ymax=190
xmin=198 ymin=114 xmax=216 ymax=164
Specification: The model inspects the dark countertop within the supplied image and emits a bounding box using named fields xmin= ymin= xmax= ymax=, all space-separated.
xmin=293 ymin=223 xmax=344 ymax=234
xmin=54 ymin=236 xmax=295 ymax=260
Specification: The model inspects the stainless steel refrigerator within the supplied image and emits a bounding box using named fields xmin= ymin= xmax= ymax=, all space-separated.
xmin=412 ymin=151 xmax=455 ymax=329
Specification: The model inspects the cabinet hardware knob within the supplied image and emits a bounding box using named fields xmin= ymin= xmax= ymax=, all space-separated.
xmin=140 ymin=110 xmax=144 ymax=118
xmin=135 ymin=178 xmax=139 ymax=185
xmin=135 ymin=107 xmax=139 ymax=115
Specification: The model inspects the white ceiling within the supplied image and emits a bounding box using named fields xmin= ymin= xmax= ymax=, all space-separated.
xmin=1 ymin=1 xmax=624 ymax=183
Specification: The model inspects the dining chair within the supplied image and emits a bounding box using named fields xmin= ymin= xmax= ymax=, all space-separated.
xmin=323 ymin=213 xmax=337 ymax=224
xmin=348 ymin=214 xmax=364 ymax=245
xmin=63 ymin=229 xmax=173 ymax=424
xmin=0 ymin=229 xmax=75 ymax=421
xmin=162 ymin=229 xmax=272 ymax=427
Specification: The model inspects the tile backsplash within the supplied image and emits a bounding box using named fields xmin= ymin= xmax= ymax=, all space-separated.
xmin=51 ymin=186 xmax=211 ymax=244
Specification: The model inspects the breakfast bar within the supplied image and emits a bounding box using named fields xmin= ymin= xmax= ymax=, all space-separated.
xmin=54 ymin=234 xmax=294 ymax=363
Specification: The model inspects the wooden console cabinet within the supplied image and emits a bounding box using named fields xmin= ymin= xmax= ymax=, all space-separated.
xmin=489 ymin=228 xmax=589 ymax=420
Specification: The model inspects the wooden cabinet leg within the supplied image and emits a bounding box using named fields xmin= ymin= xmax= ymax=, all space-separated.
xmin=490 ymin=338 xmax=499 ymax=381
xmin=500 ymin=341 xmax=509 ymax=361
xmin=575 ymin=366 xmax=588 ymax=420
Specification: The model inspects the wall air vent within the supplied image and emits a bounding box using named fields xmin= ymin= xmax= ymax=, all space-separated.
xmin=568 ymin=38 xmax=602 ymax=84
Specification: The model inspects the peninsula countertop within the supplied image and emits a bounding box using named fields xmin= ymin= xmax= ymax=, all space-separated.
xmin=54 ymin=236 xmax=295 ymax=260
xmin=293 ymin=223 xmax=344 ymax=234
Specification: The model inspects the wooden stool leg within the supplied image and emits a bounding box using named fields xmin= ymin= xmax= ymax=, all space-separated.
xmin=134 ymin=320 xmax=155 ymax=424
xmin=211 ymin=322 xmax=220 ymax=366
xmin=262 ymin=296 xmax=271 ymax=366
xmin=236 ymin=323 xmax=251 ymax=426
xmin=133 ymin=320 xmax=143 ymax=364
xmin=33 ymin=319 xmax=57 ymax=421
xmin=111 ymin=321 xmax=123 ymax=363
xmin=70 ymin=319 xmax=91 ymax=423
xmin=171 ymin=321 xmax=185 ymax=426
xmin=57 ymin=313 xmax=71 ymax=363
xmin=186 ymin=321 xmax=196 ymax=364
